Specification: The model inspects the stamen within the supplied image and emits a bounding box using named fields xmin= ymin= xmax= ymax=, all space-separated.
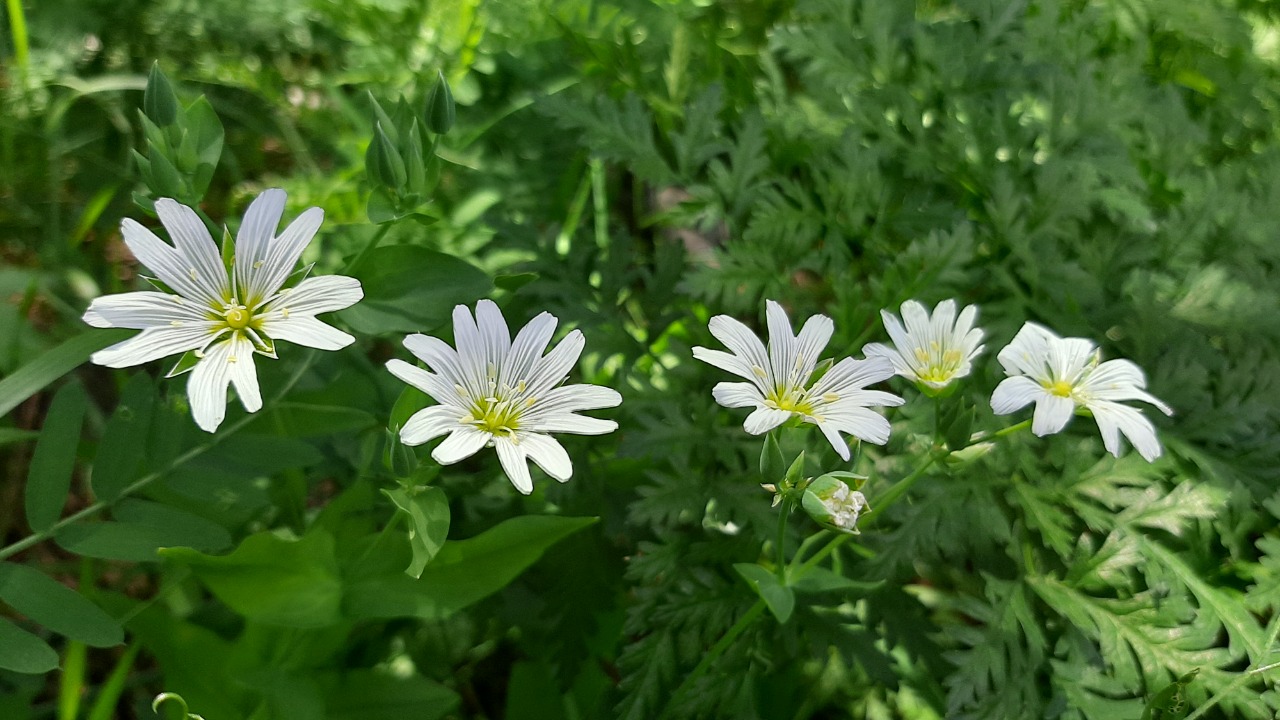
xmin=281 ymin=308 xmax=291 ymax=319
xmin=751 ymin=365 xmax=768 ymax=379
xmin=253 ymin=260 xmax=264 ymax=269
xmin=169 ymin=320 xmax=185 ymax=327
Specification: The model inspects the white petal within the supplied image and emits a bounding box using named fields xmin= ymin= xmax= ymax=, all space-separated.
xmin=707 ymin=315 xmax=770 ymax=378
xmin=524 ymin=329 xmax=585 ymax=397
xmin=815 ymin=421 xmax=852 ymax=461
xmin=529 ymin=413 xmax=618 ymax=435
xmin=996 ymin=322 xmax=1057 ymax=378
xmin=792 ymin=313 xmax=834 ymax=384
xmin=233 ymin=189 xmax=286 ymax=298
xmin=834 ymin=389 xmax=904 ymax=409
xmin=928 ymin=299 xmax=957 ymax=346
xmin=500 ymin=312 xmax=556 ymax=389
xmin=154 ymin=199 xmax=229 ymax=302
xmin=246 ymin=206 xmax=324 ymax=303
xmin=880 ymin=306 xmax=917 ymax=371
xmin=400 ymin=405 xmax=463 ymax=446
xmin=525 ymin=384 xmax=622 ymax=416
xmin=862 ymin=342 xmax=915 ymax=380
xmin=450 ymin=303 xmax=489 ymax=397
xmin=1047 ymin=337 xmax=1096 ymax=384
xmin=520 ymin=433 xmax=573 ymax=482
xmin=1080 ymin=359 xmax=1173 ymax=415
xmin=83 ymin=291 xmax=208 ymax=329
xmin=91 ymin=325 xmax=218 ymax=368
xmin=1089 ymin=400 xmax=1163 ymax=462
xmin=224 ymin=334 xmax=261 ymax=413
xmin=764 ymin=300 xmax=796 ymax=383
xmin=404 ymin=333 xmax=468 ymax=390
xmin=743 ymin=407 xmax=791 ymax=435
xmin=821 ymin=404 xmax=893 ymax=445
xmin=432 ymin=427 xmax=489 ymax=465
xmin=475 ymin=299 xmax=512 ymax=372
xmin=494 ymin=437 xmax=532 ymax=494
xmin=809 ymin=356 xmax=895 ymax=397
xmin=711 ymin=382 xmax=764 ymax=409
xmin=260 ymin=316 xmax=354 ymax=351
xmin=187 ymin=339 xmax=236 ymax=432
xmin=1032 ymin=394 xmax=1075 ymax=437
xmin=385 ymin=359 xmax=459 ymax=405
xmin=120 ymin=218 xmax=219 ymax=304
xmin=691 ymin=347 xmax=765 ymax=387
xmin=258 ymin=275 xmax=363 ymax=316
xmin=990 ymin=376 xmax=1045 ymax=415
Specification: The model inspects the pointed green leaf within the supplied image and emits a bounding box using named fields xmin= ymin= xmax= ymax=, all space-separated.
xmin=733 ymin=563 xmax=795 ymax=623
xmin=143 ymin=63 xmax=179 ymax=126
xmin=344 ymin=516 xmax=596 ymax=620
xmin=0 ymin=329 xmax=129 ymax=419
xmin=26 ymin=382 xmax=88 ymax=532
xmin=383 ymin=487 xmax=450 ymax=578
xmin=0 ymin=563 xmax=122 ymax=647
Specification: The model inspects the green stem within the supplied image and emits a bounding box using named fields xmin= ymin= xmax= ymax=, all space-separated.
xmin=661 ymin=601 xmax=767 ymax=719
xmin=0 ymin=351 xmax=316 ymax=562
xmin=6 ymin=0 xmax=29 ymax=74
xmin=969 ymin=418 xmax=1032 ymax=444
xmin=343 ymin=223 xmax=393 ymax=274
xmin=775 ymin=498 xmax=792 ymax=582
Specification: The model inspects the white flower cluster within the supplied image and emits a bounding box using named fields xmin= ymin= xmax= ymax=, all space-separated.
xmin=696 ymin=298 xmax=1172 ymax=463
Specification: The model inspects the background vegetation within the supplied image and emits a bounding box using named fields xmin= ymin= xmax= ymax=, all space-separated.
xmin=2 ymin=0 xmax=1279 ymax=718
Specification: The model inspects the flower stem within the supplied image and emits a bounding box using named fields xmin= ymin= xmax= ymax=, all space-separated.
xmin=0 ymin=351 xmax=316 ymax=563
xmin=343 ymin=223 xmax=393 ymax=274
xmin=661 ymin=600 xmax=767 ymax=719
xmin=969 ymin=418 xmax=1032 ymax=444
xmin=775 ymin=498 xmax=792 ymax=582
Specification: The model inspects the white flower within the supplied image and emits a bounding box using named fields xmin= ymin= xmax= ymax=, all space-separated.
xmin=83 ymin=190 xmax=363 ymax=432
xmin=692 ymin=300 xmax=904 ymax=461
xmin=990 ymin=322 xmax=1174 ymax=462
xmin=863 ymin=299 xmax=985 ymax=391
xmin=386 ymin=300 xmax=622 ymax=495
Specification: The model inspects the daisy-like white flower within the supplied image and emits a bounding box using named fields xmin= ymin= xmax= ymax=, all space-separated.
xmin=386 ymin=301 xmax=622 ymax=494
xmin=863 ymin=299 xmax=985 ymax=392
xmin=990 ymin=322 xmax=1173 ymax=461
xmin=83 ymin=190 xmax=363 ymax=432
xmin=692 ymin=300 xmax=903 ymax=461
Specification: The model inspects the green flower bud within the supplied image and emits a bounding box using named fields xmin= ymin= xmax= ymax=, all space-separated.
xmin=425 ymin=70 xmax=455 ymax=134
xmin=801 ymin=474 xmax=869 ymax=534
xmin=144 ymin=63 xmax=179 ymax=126
xmin=366 ymin=121 xmax=407 ymax=191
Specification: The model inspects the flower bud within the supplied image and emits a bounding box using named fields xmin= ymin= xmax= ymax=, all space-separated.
xmin=366 ymin=122 xmax=407 ymax=191
xmin=144 ymin=62 xmax=179 ymax=127
xmin=802 ymin=474 xmax=869 ymax=534
xmin=425 ymin=70 xmax=455 ymax=134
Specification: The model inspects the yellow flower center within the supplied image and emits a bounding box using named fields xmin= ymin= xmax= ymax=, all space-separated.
xmin=460 ymin=375 xmax=533 ymax=438
xmin=1047 ymin=379 xmax=1074 ymax=397
xmin=225 ymin=306 xmax=251 ymax=329
xmin=765 ymin=385 xmax=815 ymax=416
xmin=914 ymin=346 xmax=965 ymax=384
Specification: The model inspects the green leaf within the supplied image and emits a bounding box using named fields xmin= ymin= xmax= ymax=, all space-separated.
xmin=0 ymin=616 xmax=58 ymax=673
xmin=790 ymin=567 xmax=884 ymax=595
xmin=0 ymin=563 xmax=123 ymax=647
xmin=382 ymin=487 xmax=450 ymax=578
xmin=733 ymin=563 xmax=795 ymax=623
xmin=91 ymin=373 xmax=156 ymax=502
xmin=324 ymin=669 xmax=458 ymax=720
xmin=161 ymin=531 xmax=342 ymax=628
xmin=143 ymin=62 xmax=178 ymax=126
xmin=183 ymin=96 xmax=224 ymax=170
xmin=338 ymin=246 xmax=490 ymax=335
xmin=344 ymin=515 xmax=596 ymax=620
xmin=0 ymin=330 xmax=126 ymax=419
xmin=26 ymin=382 xmax=88 ymax=532
xmin=424 ymin=69 xmax=456 ymax=135
xmin=85 ymin=644 xmax=140 ymax=720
